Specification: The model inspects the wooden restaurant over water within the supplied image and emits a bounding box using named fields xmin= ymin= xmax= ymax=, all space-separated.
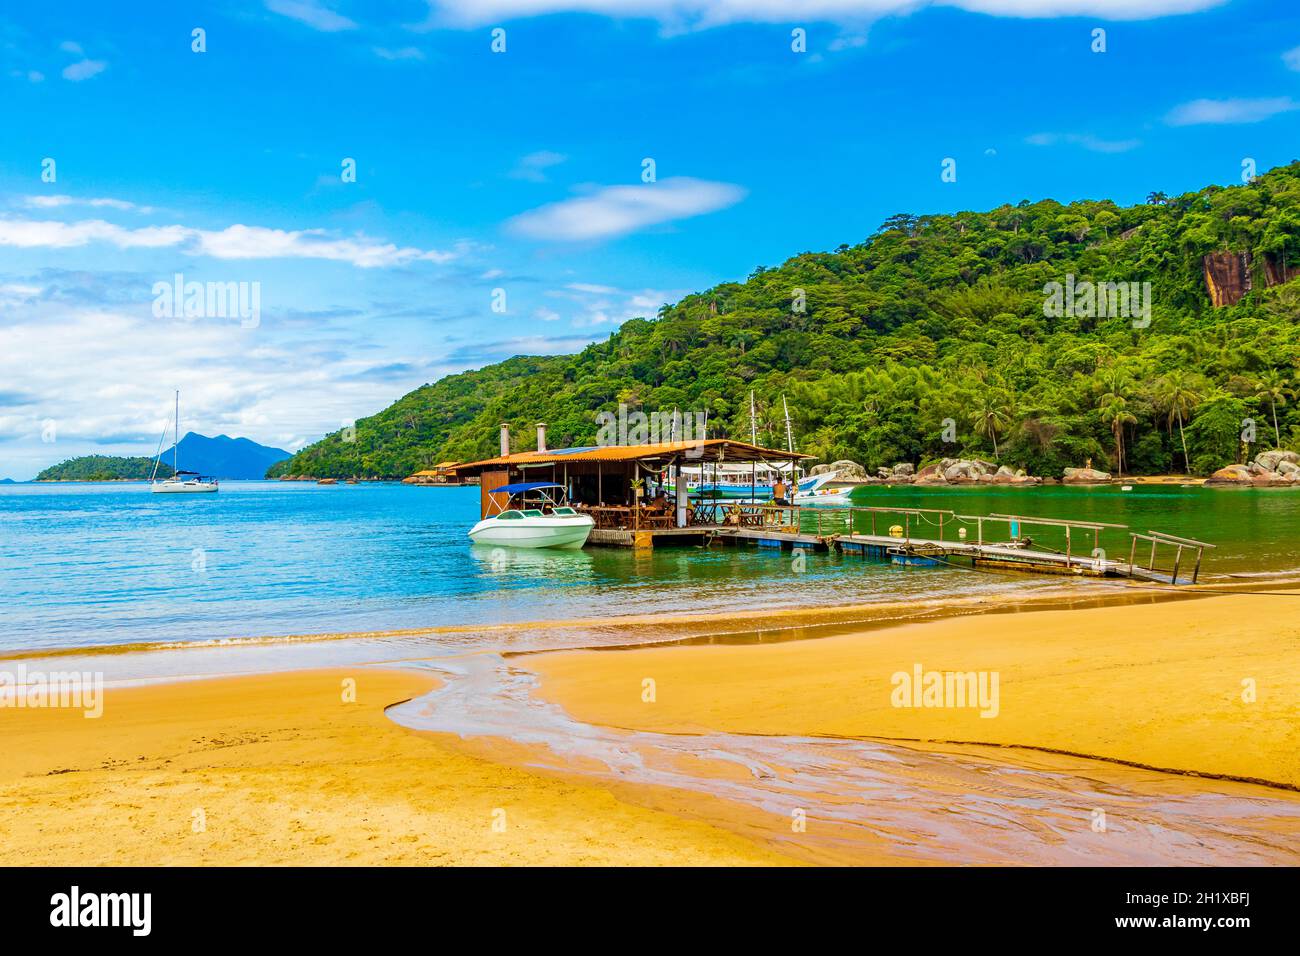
xmin=453 ymin=422 xmax=813 ymax=548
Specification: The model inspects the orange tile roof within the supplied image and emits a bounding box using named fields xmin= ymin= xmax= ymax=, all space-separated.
xmin=457 ymin=439 xmax=811 ymax=472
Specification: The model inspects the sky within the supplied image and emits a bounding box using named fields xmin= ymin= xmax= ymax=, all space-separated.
xmin=1 ymin=0 xmax=1298 ymax=479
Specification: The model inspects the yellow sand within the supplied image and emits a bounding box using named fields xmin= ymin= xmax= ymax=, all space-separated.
xmin=0 ymin=668 xmax=791 ymax=865
xmin=529 ymin=594 xmax=1300 ymax=789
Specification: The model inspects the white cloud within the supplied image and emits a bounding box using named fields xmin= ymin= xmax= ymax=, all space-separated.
xmin=1026 ymin=132 xmax=1141 ymax=153
xmin=23 ymin=195 xmax=152 ymax=213
xmin=266 ymin=0 xmax=358 ymax=32
xmin=533 ymin=306 xmax=562 ymax=322
xmin=1165 ymin=96 xmax=1298 ymax=126
xmin=0 ymin=299 xmax=433 ymax=478
xmin=374 ymin=46 xmax=425 ymax=60
xmin=509 ymin=150 xmax=568 ymax=183
xmin=0 ymin=216 xmax=458 ymax=268
xmin=62 ymin=59 xmax=107 ymax=81
xmin=507 ymin=177 xmax=745 ymax=241
xmin=1282 ymin=46 xmax=1300 ymax=71
xmin=419 ymin=0 xmax=1225 ymax=30
xmin=544 ymin=282 xmax=682 ymax=327
xmin=58 ymin=40 xmax=83 ymax=55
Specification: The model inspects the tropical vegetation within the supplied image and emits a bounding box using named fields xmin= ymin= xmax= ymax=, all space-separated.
xmin=271 ymin=163 xmax=1300 ymax=480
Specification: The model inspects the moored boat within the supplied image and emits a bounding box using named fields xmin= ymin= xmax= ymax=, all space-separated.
xmin=468 ymin=482 xmax=594 ymax=550
xmin=150 ymin=391 xmax=218 ymax=494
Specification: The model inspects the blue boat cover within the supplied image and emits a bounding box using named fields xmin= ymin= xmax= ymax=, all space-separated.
xmin=491 ymin=482 xmax=564 ymax=495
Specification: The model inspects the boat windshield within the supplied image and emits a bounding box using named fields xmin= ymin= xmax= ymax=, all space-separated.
xmin=487 ymin=483 xmax=574 ymax=516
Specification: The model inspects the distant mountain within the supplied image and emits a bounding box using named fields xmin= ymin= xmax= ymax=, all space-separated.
xmin=37 ymin=456 xmax=175 ymax=481
xmin=37 ymin=433 xmax=290 ymax=482
xmin=159 ymin=432 xmax=291 ymax=480
xmin=0 ymin=478 xmax=16 ymax=484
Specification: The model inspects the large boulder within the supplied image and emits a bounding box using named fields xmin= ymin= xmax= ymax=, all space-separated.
xmin=810 ymin=459 xmax=869 ymax=481
xmin=1205 ymin=464 xmax=1251 ymax=485
xmin=1254 ymin=450 xmax=1300 ymax=473
xmin=892 ymin=462 xmax=915 ymax=477
xmin=1063 ymin=467 xmax=1111 ymax=484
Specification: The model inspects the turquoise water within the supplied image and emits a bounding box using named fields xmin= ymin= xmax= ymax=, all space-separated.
xmin=2 ymin=481 xmax=1297 ymax=654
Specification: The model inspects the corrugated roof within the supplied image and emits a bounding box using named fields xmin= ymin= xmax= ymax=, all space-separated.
xmin=457 ymin=439 xmax=812 ymax=473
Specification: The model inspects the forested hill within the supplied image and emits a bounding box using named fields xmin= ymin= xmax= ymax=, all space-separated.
xmin=37 ymin=456 xmax=175 ymax=481
xmin=271 ymin=163 xmax=1300 ymax=480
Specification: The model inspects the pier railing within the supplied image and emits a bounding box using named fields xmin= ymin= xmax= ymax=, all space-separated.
xmin=1127 ymin=530 xmax=1215 ymax=584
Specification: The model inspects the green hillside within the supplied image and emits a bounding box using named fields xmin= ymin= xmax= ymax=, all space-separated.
xmin=38 ymin=456 xmax=175 ymax=481
xmin=271 ymin=163 xmax=1300 ymax=480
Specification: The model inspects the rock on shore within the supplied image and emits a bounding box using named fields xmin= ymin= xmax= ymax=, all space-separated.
xmin=1062 ymin=467 xmax=1112 ymax=485
xmin=1205 ymin=450 xmax=1300 ymax=486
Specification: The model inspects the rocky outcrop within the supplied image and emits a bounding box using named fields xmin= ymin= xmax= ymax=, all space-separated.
xmin=1202 ymin=251 xmax=1294 ymax=308
xmin=1062 ymin=467 xmax=1111 ymax=484
xmin=811 ymin=459 xmax=869 ymax=481
xmin=1202 ymin=251 xmax=1252 ymax=307
xmin=897 ymin=458 xmax=1039 ymax=486
xmin=1205 ymin=450 xmax=1300 ymax=486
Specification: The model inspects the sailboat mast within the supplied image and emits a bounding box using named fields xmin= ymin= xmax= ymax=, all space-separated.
xmin=782 ymin=394 xmax=794 ymax=454
xmin=749 ymin=391 xmax=757 ymax=445
xmin=174 ymin=390 xmax=179 ymax=474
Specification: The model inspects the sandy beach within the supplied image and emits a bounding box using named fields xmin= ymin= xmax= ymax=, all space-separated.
xmin=0 ymin=668 xmax=791 ymax=866
xmin=528 ymin=593 xmax=1300 ymax=788
xmin=3 ymin=592 xmax=1297 ymax=866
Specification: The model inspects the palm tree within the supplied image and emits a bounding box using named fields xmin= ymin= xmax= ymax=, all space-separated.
xmin=1099 ymin=394 xmax=1137 ymax=476
xmin=1254 ymin=369 xmax=1294 ymax=448
xmin=969 ymin=389 xmax=1016 ymax=458
xmin=1153 ymin=372 xmax=1203 ymax=473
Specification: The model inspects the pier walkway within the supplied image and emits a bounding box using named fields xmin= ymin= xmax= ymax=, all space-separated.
xmin=594 ymin=503 xmax=1215 ymax=586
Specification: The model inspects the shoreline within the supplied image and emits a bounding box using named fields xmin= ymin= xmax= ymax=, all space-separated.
xmin=8 ymin=572 xmax=1299 ymax=666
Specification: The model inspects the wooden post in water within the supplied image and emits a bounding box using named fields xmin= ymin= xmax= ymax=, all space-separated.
xmin=1171 ymin=545 xmax=1183 ymax=585
xmin=1128 ymin=536 xmax=1137 ymax=578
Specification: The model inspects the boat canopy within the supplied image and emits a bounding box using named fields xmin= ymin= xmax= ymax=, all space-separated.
xmin=491 ymin=481 xmax=565 ymax=495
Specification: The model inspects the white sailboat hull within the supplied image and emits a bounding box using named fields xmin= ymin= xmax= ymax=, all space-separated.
xmin=468 ymin=514 xmax=594 ymax=549
xmin=151 ymin=479 xmax=219 ymax=493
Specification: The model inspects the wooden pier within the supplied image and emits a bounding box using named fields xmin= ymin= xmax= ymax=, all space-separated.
xmin=596 ymin=503 xmax=1215 ymax=587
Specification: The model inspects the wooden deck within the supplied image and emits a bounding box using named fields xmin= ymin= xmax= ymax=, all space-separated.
xmin=583 ymin=503 xmax=1213 ymax=587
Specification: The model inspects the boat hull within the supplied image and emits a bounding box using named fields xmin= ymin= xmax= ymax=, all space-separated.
xmin=151 ymin=481 xmax=219 ymax=493
xmin=467 ymin=515 xmax=594 ymax=550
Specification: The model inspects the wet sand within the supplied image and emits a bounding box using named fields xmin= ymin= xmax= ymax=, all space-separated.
xmin=5 ymin=591 xmax=1298 ymax=866
xmin=528 ymin=594 xmax=1300 ymax=788
xmin=507 ymin=593 xmax=1300 ymax=864
xmin=0 ymin=668 xmax=792 ymax=865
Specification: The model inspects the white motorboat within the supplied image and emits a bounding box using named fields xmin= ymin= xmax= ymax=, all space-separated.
xmin=468 ymin=482 xmax=594 ymax=550
xmin=794 ymin=472 xmax=852 ymax=504
xmin=150 ymin=391 xmax=218 ymax=494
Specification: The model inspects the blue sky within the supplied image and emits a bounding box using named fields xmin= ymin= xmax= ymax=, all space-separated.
xmin=1 ymin=0 xmax=1298 ymax=478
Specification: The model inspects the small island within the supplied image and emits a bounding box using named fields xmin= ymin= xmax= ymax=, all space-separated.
xmin=36 ymin=456 xmax=176 ymax=482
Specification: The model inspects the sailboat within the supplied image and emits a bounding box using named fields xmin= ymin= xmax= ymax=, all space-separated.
xmin=684 ymin=392 xmax=850 ymax=503
xmin=150 ymin=391 xmax=218 ymax=493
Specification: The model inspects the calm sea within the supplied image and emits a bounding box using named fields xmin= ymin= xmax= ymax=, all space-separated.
xmin=2 ymin=480 xmax=1297 ymax=655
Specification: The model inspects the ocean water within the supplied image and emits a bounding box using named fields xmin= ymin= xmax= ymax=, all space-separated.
xmin=2 ymin=480 xmax=1297 ymax=655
